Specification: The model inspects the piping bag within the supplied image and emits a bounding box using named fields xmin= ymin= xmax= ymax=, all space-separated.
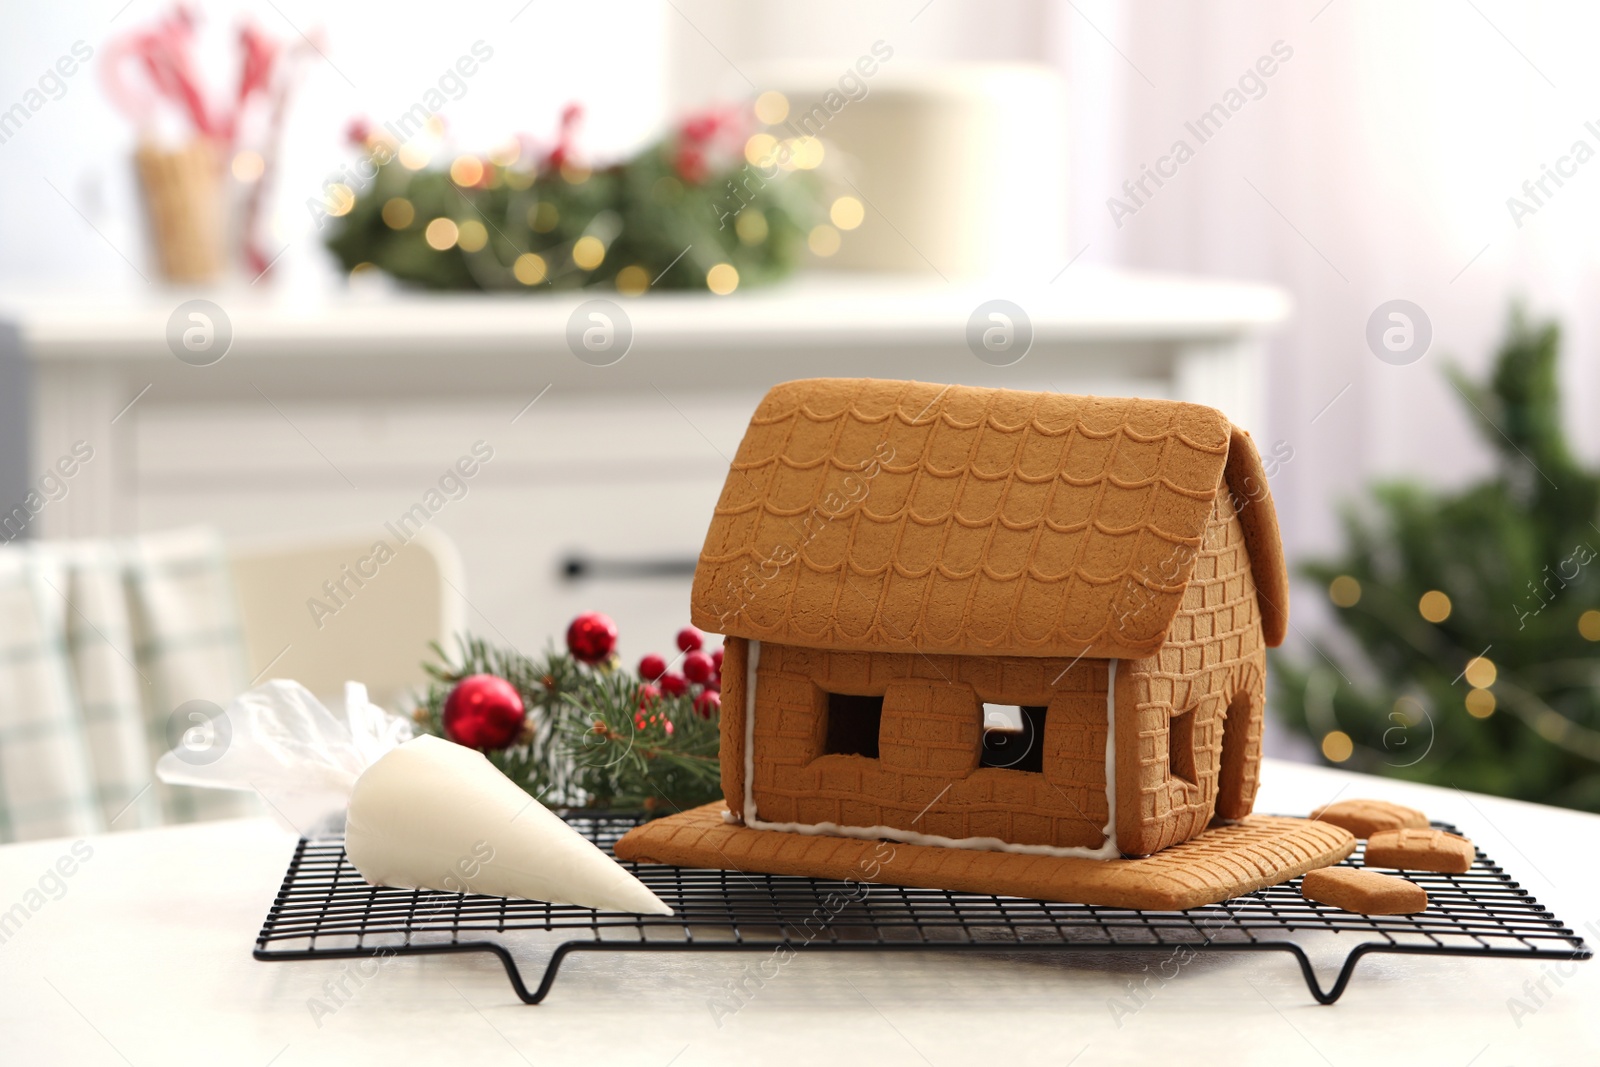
xmin=156 ymin=680 xmax=670 ymax=914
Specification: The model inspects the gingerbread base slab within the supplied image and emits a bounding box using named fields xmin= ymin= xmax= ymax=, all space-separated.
xmin=615 ymin=803 xmax=1356 ymax=911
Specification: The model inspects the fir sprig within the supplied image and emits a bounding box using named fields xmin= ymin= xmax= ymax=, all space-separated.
xmin=414 ymin=635 xmax=721 ymax=815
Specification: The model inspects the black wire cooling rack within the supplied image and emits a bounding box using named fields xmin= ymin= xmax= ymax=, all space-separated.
xmin=254 ymin=815 xmax=1590 ymax=1005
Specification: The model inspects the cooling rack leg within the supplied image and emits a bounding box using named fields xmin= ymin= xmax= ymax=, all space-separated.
xmin=473 ymin=942 xmax=544 ymax=1004
xmin=1318 ymin=945 xmax=1380 ymax=1005
xmin=386 ymin=941 xmax=573 ymax=1005
xmin=253 ymin=943 xmax=552 ymax=1005
xmin=461 ymin=941 xmax=638 ymax=1004
xmin=516 ymin=943 xmax=582 ymax=1005
xmin=1273 ymin=943 xmax=1345 ymax=1005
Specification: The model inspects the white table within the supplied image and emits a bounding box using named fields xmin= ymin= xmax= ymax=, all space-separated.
xmin=3 ymin=758 xmax=1593 ymax=1065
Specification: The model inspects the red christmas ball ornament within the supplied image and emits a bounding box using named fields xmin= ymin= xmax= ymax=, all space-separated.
xmin=660 ymin=672 xmax=689 ymax=697
xmin=638 ymin=653 xmax=668 ymax=681
xmin=694 ymin=690 xmax=721 ymax=718
xmin=682 ymin=650 xmax=714 ymax=684
xmin=676 ymin=626 xmax=704 ymax=653
xmin=703 ymin=675 xmax=719 ymax=692
xmin=711 ymin=646 xmax=724 ymax=672
xmin=567 ymin=612 xmax=618 ymax=664
xmin=442 ymin=674 xmax=526 ymax=750
xmin=636 ymin=681 xmax=662 ymax=710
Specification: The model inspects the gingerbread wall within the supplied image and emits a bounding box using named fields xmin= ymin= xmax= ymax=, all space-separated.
xmin=740 ymin=643 xmax=1113 ymax=850
xmin=1116 ymin=487 xmax=1267 ymax=856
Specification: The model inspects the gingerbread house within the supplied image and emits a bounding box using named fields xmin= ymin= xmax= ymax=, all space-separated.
xmin=687 ymin=378 xmax=1290 ymax=860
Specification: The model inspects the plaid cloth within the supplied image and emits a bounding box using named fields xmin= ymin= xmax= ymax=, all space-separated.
xmin=0 ymin=526 xmax=257 ymax=843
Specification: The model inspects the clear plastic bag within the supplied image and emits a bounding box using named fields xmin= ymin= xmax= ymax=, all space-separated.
xmin=155 ymin=679 xmax=413 ymax=835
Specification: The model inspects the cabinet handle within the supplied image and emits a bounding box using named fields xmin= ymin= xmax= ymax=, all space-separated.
xmin=559 ymin=553 xmax=698 ymax=582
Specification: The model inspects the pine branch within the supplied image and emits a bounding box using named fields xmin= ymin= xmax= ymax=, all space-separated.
xmin=410 ymin=635 xmax=723 ymax=815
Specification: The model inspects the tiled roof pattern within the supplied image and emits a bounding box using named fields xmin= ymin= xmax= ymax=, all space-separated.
xmin=691 ymin=379 xmax=1241 ymax=658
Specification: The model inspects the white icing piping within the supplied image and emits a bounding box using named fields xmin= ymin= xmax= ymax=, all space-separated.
xmin=1099 ymin=658 xmax=1119 ymax=857
xmin=741 ymin=647 xmax=1121 ymax=860
xmin=735 ymin=638 xmax=760 ymax=825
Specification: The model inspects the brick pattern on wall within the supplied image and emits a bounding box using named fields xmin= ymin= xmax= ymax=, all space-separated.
xmin=1119 ymin=489 xmax=1267 ymax=856
xmin=749 ymin=642 xmax=1112 ymax=849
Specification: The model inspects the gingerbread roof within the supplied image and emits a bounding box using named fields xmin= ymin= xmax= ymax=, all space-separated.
xmin=690 ymin=379 xmax=1288 ymax=659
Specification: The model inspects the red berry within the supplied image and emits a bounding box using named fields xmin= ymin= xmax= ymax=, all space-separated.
xmin=638 ymin=653 xmax=668 ymax=681
xmin=566 ymin=612 xmax=618 ymax=664
xmin=694 ymin=690 xmax=721 ymax=718
xmin=676 ymin=626 xmax=704 ymax=653
xmin=683 ymin=650 xmax=714 ymax=684
xmin=442 ymin=674 xmax=525 ymax=750
xmin=711 ymin=647 xmax=724 ymax=671
xmin=660 ymin=672 xmax=688 ymax=696
xmin=704 ymin=675 xmax=719 ymax=692
xmin=636 ymin=682 xmax=662 ymax=710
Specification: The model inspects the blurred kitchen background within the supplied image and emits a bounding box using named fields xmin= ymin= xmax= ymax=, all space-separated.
xmin=3 ymin=0 xmax=1599 ymax=837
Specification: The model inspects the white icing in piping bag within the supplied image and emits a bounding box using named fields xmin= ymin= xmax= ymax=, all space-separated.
xmin=344 ymin=735 xmax=672 ymax=915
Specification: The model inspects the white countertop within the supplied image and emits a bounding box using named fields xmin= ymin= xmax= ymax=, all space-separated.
xmin=2 ymin=757 xmax=1594 ymax=1065
xmin=5 ymin=268 xmax=1290 ymax=362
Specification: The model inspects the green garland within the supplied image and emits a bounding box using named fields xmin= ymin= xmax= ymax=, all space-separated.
xmin=1274 ymin=307 xmax=1600 ymax=811
xmin=323 ymin=108 xmax=825 ymax=293
xmin=412 ymin=636 xmax=722 ymax=815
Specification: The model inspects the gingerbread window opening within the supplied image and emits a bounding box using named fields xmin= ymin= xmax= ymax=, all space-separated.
xmin=1169 ymin=706 xmax=1198 ymax=787
xmin=823 ymin=692 xmax=884 ymax=759
xmin=980 ymin=703 xmax=1048 ymax=773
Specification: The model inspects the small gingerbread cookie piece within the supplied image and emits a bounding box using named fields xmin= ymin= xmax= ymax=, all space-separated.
xmin=1310 ymin=798 xmax=1428 ymax=839
xmin=1302 ymin=866 xmax=1428 ymax=915
xmin=1363 ymin=828 xmax=1474 ymax=874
